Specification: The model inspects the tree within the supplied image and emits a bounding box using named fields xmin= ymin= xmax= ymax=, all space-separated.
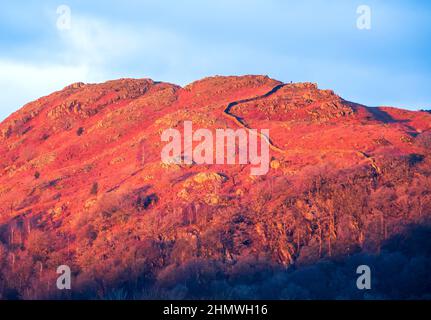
xmin=26 ymin=230 xmax=52 ymax=261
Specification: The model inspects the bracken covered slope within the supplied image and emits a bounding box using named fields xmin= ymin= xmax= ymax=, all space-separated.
xmin=1 ymin=75 xmax=431 ymax=299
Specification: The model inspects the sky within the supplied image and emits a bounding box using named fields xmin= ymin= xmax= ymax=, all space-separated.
xmin=0 ymin=0 xmax=430 ymax=120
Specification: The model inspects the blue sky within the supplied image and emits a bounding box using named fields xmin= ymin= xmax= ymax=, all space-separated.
xmin=0 ymin=0 xmax=430 ymax=120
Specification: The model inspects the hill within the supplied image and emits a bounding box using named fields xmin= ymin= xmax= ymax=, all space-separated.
xmin=1 ymin=75 xmax=431 ymax=299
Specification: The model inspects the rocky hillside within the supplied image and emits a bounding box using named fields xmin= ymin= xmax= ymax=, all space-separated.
xmin=1 ymin=75 xmax=431 ymax=299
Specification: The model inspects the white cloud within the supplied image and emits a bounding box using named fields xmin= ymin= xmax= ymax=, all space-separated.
xmin=57 ymin=16 xmax=141 ymax=66
xmin=0 ymin=15 xmax=149 ymax=121
xmin=0 ymin=13 xmax=188 ymax=121
xmin=0 ymin=60 xmax=95 ymax=121
xmin=56 ymin=15 xmax=184 ymax=69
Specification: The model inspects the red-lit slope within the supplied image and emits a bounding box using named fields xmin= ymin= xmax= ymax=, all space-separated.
xmin=0 ymin=75 xmax=430 ymax=298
